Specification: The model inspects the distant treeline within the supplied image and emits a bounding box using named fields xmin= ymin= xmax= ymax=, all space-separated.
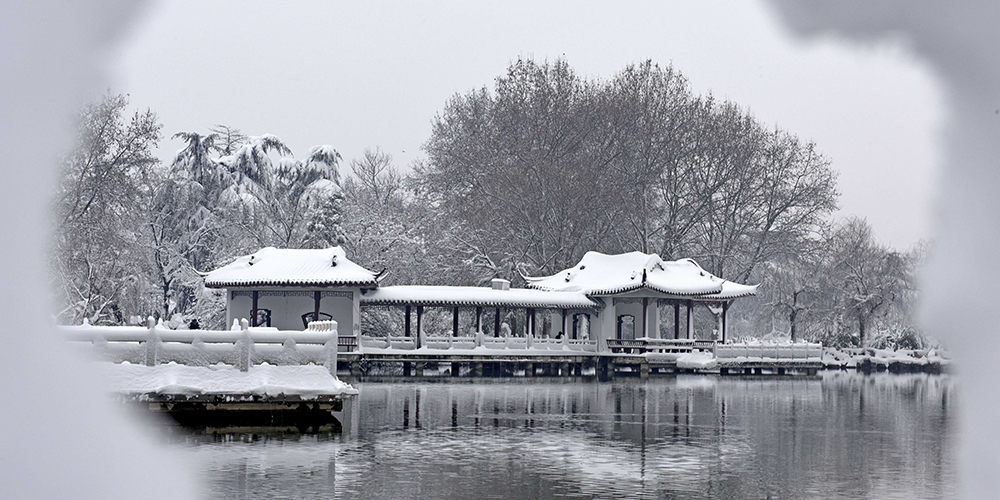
xmin=51 ymin=59 xmax=926 ymax=349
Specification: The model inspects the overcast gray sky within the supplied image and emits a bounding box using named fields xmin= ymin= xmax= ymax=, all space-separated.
xmin=113 ymin=0 xmax=943 ymax=250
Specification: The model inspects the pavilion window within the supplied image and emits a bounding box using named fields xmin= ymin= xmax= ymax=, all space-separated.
xmin=617 ymin=314 xmax=635 ymax=340
xmin=254 ymin=308 xmax=271 ymax=328
xmin=572 ymin=313 xmax=590 ymax=340
xmin=300 ymin=311 xmax=332 ymax=329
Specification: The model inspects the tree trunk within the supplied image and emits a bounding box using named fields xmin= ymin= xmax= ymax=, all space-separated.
xmin=789 ymin=309 xmax=797 ymax=342
xmin=858 ymin=315 xmax=866 ymax=346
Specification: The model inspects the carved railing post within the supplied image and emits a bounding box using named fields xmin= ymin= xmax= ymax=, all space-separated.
xmin=237 ymin=318 xmax=252 ymax=372
xmin=144 ymin=316 xmax=159 ymax=367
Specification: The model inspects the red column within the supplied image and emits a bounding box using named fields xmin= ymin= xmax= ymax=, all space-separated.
xmin=686 ymin=300 xmax=694 ymax=339
xmin=251 ymin=291 xmax=259 ymax=327
xmin=405 ymin=305 xmax=412 ymax=337
xmin=673 ymin=302 xmax=680 ymax=339
xmin=722 ymin=302 xmax=729 ymax=343
xmin=416 ymin=306 xmax=423 ymax=348
xmin=642 ymin=298 xmax=648 ymax=338
xmin=313 ymin=291 xmax=321 ymax=325
xmin=561 ymin=309 xmax=568 ymax=339
xmin=494 ymin=308 xmax=501 ymax=337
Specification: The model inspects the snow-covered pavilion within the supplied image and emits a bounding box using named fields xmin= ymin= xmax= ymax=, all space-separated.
xmin=204 ymin=246 xmax=385 ymax=339
xmin=205 ymin=247 xmax=757 ymax=351
xmin=523 ymin=251 xmax=758 ymax=344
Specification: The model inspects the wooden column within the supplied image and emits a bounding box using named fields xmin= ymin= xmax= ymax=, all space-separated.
xmin=251 ymin=291 xmax=259 ymax=327
xmin=722 ymin=302 xmax=729 ymax=343
xmin=641 ymin=298 xmax=648 ymax=338
xmin=313 ymin=291 xmax=321 ymax=325
xmin=673 ymin=301 xmax=680 ymax=339
xmin=416 ymin=306 xmax=423 ymax=348
xmin=452 ymin=307 xmax=460 ymax=337
xmin=686 ymin=299 xmax=694 ymax=339
xmin=475 ymin=306 xmax=483 ymax=332
xmin=527 ymin=308 xmax=536 ymax=337
xmin=561 ymin=309 xmax=568 ymax=339
xmin=404 ymin=305 xmax=412 ymax=337
xmin=494 ymin=308 xmax=501 ymax=337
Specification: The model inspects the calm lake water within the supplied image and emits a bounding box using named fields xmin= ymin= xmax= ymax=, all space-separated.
xmin=173 ymin=372 xmax=956 ymax=499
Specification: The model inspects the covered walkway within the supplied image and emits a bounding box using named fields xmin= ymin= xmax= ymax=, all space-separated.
xmin=360 ymin=280 xmax=601 ymax=348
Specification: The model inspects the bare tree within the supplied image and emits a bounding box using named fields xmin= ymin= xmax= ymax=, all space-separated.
xmin=826 ymin=217 xmax=911 ymax=346
xmin=209 ymin=124 xmax=247 ymax=156
xmin=759 ymin=238 xmax=828 ymax=341
xmin=420 ymin=57 xmax=838 ymax=286
xmin=52 ymin=93 xmax=161 ymax=324
xmin=420 ymin=58 xmax=623 ymax=279
xmin=349 ymin=147 xmax=401 ymax=207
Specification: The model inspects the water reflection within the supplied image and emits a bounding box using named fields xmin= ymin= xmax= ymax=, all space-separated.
xmin=186 ymin=372 xmax=955 ymax=499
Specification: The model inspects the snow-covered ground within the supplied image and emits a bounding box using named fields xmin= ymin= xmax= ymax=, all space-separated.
xmin=96 ymin=362 xmax=357 ymax=398
xmin=822 ymin=347 xmax=950 ymax=369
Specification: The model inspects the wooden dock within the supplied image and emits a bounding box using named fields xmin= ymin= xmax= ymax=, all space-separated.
xmin=132 ymin=393 xmax=348 ymax=433
xmin=337 ymin=351 xmax=825 ymax=380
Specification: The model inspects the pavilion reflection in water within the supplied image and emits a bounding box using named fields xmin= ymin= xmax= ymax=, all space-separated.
xmin=192 ymin=374 xmax=955 ymax=500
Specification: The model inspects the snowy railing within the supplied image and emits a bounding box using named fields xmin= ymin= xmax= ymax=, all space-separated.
xmin=62 ymin=317 xmax=339 ymax=373
xmin=566 ymin=339 xmax=598 ymax=352
xmin=358 ymin=333 xmax=598 ymax=352
xmin=607 ymin=338 xmax=708 ymax=354
xmin=715 ymin=342 xmax=823 ymax=361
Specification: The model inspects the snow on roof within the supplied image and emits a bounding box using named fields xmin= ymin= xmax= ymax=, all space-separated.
xmin=361 ymin=285 xmax=598 ymax=309
xmin=698 ymin=280 xmax=760 ymax=300
xmin=523 ymin=251 xmax=757 ymax=298
xmin=204 ymin=246 xmax=381 ymax=288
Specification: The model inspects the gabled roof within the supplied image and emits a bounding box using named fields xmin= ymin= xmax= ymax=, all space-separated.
xmin=523 ymin=251 xmax=757 ymax=299
xmin=361 ymin=285 xmax=598 ymax=310
xmin=204 ymin=247 xmax=382 ymax=288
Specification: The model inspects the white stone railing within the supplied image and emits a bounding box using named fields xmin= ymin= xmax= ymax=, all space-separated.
xmin=566 ymin=339 xmax=598 ymax=352
xmin=481 ymin=337 xmax=508 ymax=349
xmin=61 ymin=317 xmax=339 ymax=373
xmin=358 ymin=333 xmax=598 ymax=352
xmin=715 ymin=342 xmax=823 ymax=361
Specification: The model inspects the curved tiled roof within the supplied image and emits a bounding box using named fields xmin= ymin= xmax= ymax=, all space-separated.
xmin=204 ymin=247 xmax=381 ymax=288
xmin=523 ymin=251 xmax=757 ymax=299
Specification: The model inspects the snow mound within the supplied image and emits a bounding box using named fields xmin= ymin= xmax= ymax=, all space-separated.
xmin=676 ymin=352 xmax=718 ymax=369
xmin=95 ymin=363 xmax=357 ymax=398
